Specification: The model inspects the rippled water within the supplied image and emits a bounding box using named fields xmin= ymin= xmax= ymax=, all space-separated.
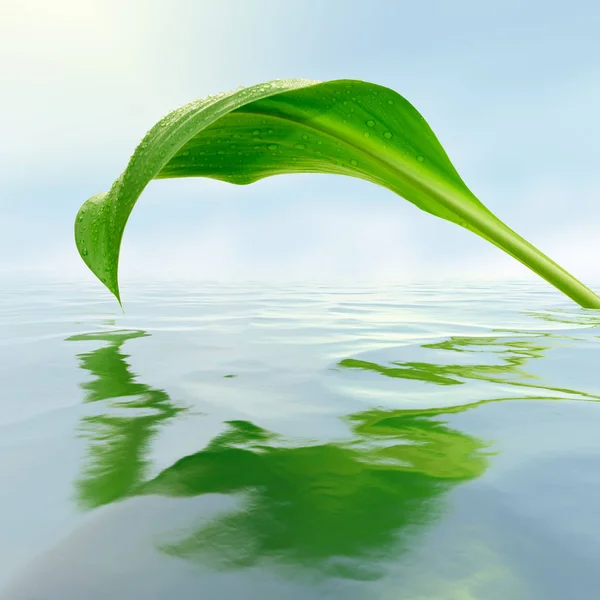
xmin=1 ymin=279 xmax=599 ymax=599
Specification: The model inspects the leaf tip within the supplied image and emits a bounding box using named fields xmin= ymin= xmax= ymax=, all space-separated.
xmin=114 ymin=287 xmax=123 ymax=313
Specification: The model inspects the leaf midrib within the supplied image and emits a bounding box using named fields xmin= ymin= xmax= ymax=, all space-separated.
xmin=233 ymin=106 xmax=478 ymax=224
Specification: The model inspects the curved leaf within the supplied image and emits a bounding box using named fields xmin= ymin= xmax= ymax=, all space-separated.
xmin=74 ymin=78 xmax=600 ymax=308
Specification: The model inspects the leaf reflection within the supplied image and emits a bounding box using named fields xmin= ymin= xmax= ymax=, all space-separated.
xmin=67 ymin=330 xmax=183 ymax=507
xmin=69 ymin=328 xmax=491 ymax=580
xmin=338 ymin=332 xmax=600 ymax=401
xmin=140 ymin=411 xmax=489 ymax=580
xmin=70 ymin=316 xmax=598 ymax=581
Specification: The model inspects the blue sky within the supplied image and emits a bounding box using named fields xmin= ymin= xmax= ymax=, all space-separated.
xmin=1 ymin=0 xmax=599 ymax=285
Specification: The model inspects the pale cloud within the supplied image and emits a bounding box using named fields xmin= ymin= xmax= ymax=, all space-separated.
xmin=18 ymin=186 xmax=536 ymax=285
xmin=9 ymin=170 xmax=598 ymax=287
xmin=0 ymin=0 xmax=245 ymax=183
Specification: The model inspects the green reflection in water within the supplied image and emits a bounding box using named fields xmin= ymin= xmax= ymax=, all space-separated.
xmin=68 ymin=317 xmax=598 ymax=583
xmin=141 ymin=411 xmax=489 ymax=579
xmin=67 ymin=329 xmax=183 ymax=508
xmin=68 ymin=327 xmax=492 ymax=580
xmin=338 ymin=332 xmax=600 ymax=401
xmin=525 ymin=307 xmax=600 ymax=328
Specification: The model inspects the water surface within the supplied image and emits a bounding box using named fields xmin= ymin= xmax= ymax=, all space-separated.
xmin=1 ymin=280 xmax=599 ymax=599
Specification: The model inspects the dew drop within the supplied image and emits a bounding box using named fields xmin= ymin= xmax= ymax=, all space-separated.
xmin=387 ymin=99 xmax=394 ymax=105
xmin=268 ymin=129 xmax=274 ymax=134
xmin=268 ymin=144 xmax=278 ymax=150
xmin=383 ymin=131 xmax=393 ymax=139
xmin=363 ymin=132 xmax=370 ymax=138
xmin=417 ymin=155 xmax=424 ymax=162
xmin=302 ymin=134 xmax=309 ymax=141
xmin=350 ymin=159 xmax=358 ymax=166
xmin=182 ymin=150 xmax=190 ymax=156
xmin=366 ymin=120 xmax=375 ymax=127
xmin=81 ymin=248 xmax=88 ymax=257
xmin=252 ymin=129 xmax=260 ymax=135
xmin=294 ymin=144 xmax=306 ymax=150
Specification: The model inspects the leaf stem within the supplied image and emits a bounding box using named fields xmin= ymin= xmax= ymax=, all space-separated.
xmin=382 ymin=162 xmax=600 ymax=309
xmin=463 ymin=209 xmax=600 ymax=309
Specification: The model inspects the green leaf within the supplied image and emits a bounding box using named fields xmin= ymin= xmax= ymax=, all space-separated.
xmin=74 ymin=78 xmax=600 ymax=308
